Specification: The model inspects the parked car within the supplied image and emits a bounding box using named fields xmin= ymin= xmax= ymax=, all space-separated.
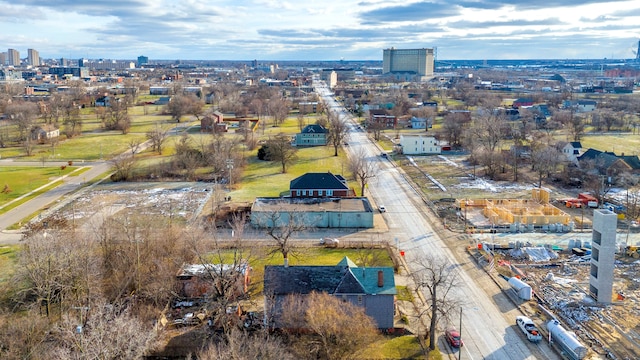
xmin=378 ymin=205 xmax=386 ymax=213
xmin=320 ymin=237 xmax=339 ymax=247
xmin=380 ymin=152 xmax=388 ymax=158
xmin=445 ymin=327 xmax=463 ymax=348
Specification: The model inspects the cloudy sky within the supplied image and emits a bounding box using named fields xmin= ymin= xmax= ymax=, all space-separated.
xmin=1 ymin=0 xmax=639 ymax=61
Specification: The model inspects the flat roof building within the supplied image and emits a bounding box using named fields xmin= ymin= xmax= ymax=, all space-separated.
xmin=383 ymin=47 xmax=434 ymax=81
xmin=7 ymin=49 xmax=20 ymax=66
xmin=27 ymin=49 xmax=39 ymax=66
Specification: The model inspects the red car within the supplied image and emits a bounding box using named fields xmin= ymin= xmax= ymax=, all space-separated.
xmin=445 ymin=327 xmax=463 ymax=348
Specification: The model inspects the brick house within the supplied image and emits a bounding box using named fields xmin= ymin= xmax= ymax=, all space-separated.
xmin=289 ymin=172 xmax=353 ymax=198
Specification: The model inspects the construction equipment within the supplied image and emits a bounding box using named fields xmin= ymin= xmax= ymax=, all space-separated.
xmin=625 ymin=246 xmax=640 ymax=258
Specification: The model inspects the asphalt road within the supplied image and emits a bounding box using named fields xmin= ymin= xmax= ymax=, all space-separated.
xmin=0 ymin=160 xmax=112 ymax=244
xmin=317 ymin=82 xmax=560 ymax=360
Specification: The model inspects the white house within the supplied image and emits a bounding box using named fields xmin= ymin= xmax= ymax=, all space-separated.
xmin=399 ymin=134 xmax=440 ymax=155
xmin=562 ymin=141 xmax=582 ymax=165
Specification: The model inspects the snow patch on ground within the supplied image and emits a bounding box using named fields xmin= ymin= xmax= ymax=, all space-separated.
xmin=437 ymin=155 xmax=459 ymax=167
xmin=454 ymin=177 xmax=535 ymax=193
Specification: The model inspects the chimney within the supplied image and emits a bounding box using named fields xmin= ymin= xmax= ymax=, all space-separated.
xmin=377 ymin=270 xmax=384 ymax=287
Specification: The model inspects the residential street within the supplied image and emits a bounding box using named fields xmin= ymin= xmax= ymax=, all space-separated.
xmin=317 ymin=82 xmax=560 ymax=359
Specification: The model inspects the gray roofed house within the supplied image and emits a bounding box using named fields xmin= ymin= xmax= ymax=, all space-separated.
xmin=578 ymin=148 xmax=632 ymax=177
xmin=289 ymin=172 xmax=352 ymax=198
xmin=295 ymin=124 xmax=328 ymax=146
xmin=263 ymin=256 xmax=396 ymax=329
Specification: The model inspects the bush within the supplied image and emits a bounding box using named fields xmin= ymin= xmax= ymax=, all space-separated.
xmin=257 ymin=145 xmax=271 ymax=161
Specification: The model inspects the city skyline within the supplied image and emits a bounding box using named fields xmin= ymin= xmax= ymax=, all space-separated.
xmin=1 ymin=0 xmax=639 ymax=61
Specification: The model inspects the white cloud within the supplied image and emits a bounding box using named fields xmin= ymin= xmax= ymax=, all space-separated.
xmin=0 ymin=0 xmax=639 ymax=60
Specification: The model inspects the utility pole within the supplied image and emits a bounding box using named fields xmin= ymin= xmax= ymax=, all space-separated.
xmin=458 ymin=307 xmax=463 ymax=360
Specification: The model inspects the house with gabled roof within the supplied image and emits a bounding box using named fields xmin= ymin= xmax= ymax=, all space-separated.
xmin=578 ymin=149 xmax=632 ymax=177
xmin=561 ymin=141 xmax=583 ymax=165
xmin=289 ymin=172 xmax=353 ymax=198
xmin=263 ymin=256 xmax=396 ymax=329
xmin=30 ymin=124 xmax=59 ymax=143
xmin=295 ymin=124 xmax=328 ymax=146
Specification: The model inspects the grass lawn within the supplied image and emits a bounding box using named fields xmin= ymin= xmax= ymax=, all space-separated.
xmin=0 ymin=166 xmax=77 ymax=207
xmin=230 ymin=144 xmax=350 ymax=202
xmin=360 ymin=335 xmax=426 ymax=359
xmin=0 ymin=245 xmax=19 ymax=286
xmin=578 ymin=133 xmax=640 ymax=154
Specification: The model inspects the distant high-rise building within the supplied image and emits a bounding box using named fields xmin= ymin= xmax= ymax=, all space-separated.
xmin=0 ymin=52 xmax=6 ymax=66
xmin=7 ymin=49 xmax=20 ymax=66
xmin=27 ymin=49 xmax=40 ymax=66
xmin=78 ymin=58 xmax=87 ymax=67
xmin=382 ymin=47 xmax=434 ymax=81
xmin=137 ymin=55 xmax=149 ymax=66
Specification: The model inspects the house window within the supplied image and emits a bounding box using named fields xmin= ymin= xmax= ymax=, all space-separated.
xmin=342 ymin=294 xmax=348 ymax=302
xmin=327 ymin=190 xmax=333 ymax=196
xmin=573 ymin=150 xmax=579 ymax=155
xmin=357 ymin=295 xmax=363 ymax=305
xmin=302 ymin=190 xmax=307 ymax=196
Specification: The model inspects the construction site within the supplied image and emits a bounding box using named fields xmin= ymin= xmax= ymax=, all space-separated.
xmin=467 ymin=216 xmax=640 ymax=360
xmin=454 ymin=189 xmax=598 ymax=233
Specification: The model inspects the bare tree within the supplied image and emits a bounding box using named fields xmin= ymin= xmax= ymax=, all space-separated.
xmin=186 ymin=225 xmax=253 ymax=334
xmin=6 ymin=101 xmax=40 ymax=141
xmin=463 ymin=110 xmax=509 ymax=179
xmin=110 ymin=156 xmax=136 ymax=182
xmin=268 ymin=97 xmax=291 ymax=126
xmin=367 ymin=120 xmax=385 ymax=141
xmin=254 ymin=209 xmax=308 ymax=266
xmin=146 ymin=123 xmax=170 ymax=155
xmin=442 ymin=111 xmax=471 ymax=148
xmin=22 ymin=138 xmax=35 ymax=157
xmin=327 ymin=111 xmax=349 ymax=156
xmin=0 ymin=309 xmax=52 ymax=359
xmin=196 ymin=328 xmax=294 ymax=360
xmin=411 ymin=254 xmax=463 ymax=351
xmin=283 ymin=291 xmax=380 ymax=360
xmin=553 ymin=110 xmax=585 ymax=141
xmin=530 ymin=145 xmax=562 ymax=188
xmin=166 ymin=94 xmax=202 ymax=122
xmin=265 ymin=133 xmax=298 ymax=173
xmin=101 ymin=98 xmax=131 ymax=134
xmin=128 ymin=138 xmax=143 ymax=157
xmin=13 ymin=231 xmax=97 ymax=317
xmin=50 ymin=299 xmax=156 ymax=360
xmin=348 ymin=149 xmax=376 ymax=196
xmin=296 ymin=110 xmax=306 ymax=131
